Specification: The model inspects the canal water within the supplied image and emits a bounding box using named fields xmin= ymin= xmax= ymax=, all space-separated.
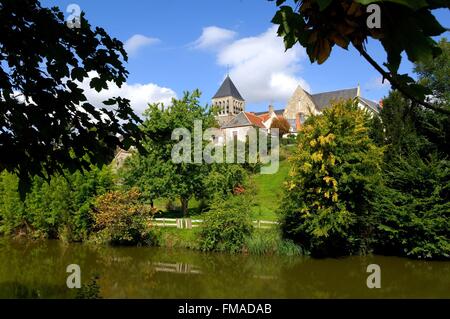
xmin=0 ymin=239 xmax=448 ymax=298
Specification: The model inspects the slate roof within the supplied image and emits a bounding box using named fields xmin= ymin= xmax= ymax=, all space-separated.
xmin=213 ymin=76 xmax=245 ymax=101
xmin=359 ymin=96 xmax=381 ymax=113
xmin=254 ymin=109 xmax=284 ymax=116
xmin=311 ymin=88 xmax=358 ymax=111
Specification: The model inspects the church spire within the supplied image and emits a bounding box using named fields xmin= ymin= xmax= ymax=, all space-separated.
xmin=212 ymin=75 xmax=246 ymax=117
xmin=212 ymin=75 xmax=244 ymax=101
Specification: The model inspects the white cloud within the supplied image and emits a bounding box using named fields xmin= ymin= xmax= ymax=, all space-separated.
xmin=192 ymin=26 xmax=237 ymax=50
xmin=124 ymin=34 xmax=160 ymax=56
xmin=367 ymin=76 xmax=391 ymax=90
xmin=198 ymin=26 xmax=309 ymax=104
xmin=80 ymin=72 xmax=177 ymax=116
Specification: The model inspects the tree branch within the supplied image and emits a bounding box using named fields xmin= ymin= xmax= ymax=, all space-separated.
xmin=354 ymin=45 xmax=450 ymax=116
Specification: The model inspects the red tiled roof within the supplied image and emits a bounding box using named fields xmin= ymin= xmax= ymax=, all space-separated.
xmin=259 ymin=113 xmax=271 ymax=122
xmin=244 ymin=112 xmax=266 ymax=128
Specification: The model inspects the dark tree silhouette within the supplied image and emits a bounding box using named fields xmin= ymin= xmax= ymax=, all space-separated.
xmin=0 ymin=0 xmax=142 ymax=191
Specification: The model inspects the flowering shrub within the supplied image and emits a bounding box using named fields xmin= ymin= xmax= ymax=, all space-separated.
xmin=280 ymin=100 xmax=384 ymax=256
xmin=92 ymin=189 xmax=157 ymax=245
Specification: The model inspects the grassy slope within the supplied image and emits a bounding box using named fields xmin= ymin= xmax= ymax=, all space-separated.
xmin=152 ymin=146 xmax=293 ymax=221
xmin=250 ymin=159 xmax=289 ymax=221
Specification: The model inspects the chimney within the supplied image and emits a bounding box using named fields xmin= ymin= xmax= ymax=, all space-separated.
xmin=357 ymin=83 xmax=361 ymax=97
xmin=269 ymin=104 xmax=274 ymax=114
xmin=295 ymin=113 xmax=302 ymax=131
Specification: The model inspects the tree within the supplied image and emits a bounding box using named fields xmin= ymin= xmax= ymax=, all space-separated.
xmin=369 ymin=39 xmax=450 ymax=259
xmin=271 ymin=0 xmax=449 ymax=114
xmin=0 ymin=0 xmax=142 ymax=191
xmin=373 ymin=153 xmax=450 ymax=259
xmin=203 ymin=163 xmax=249 ymax=201
xmin=270 ymin=116 xmax=291 ymax=137
xmin=371 ymin=91 xmax=450 ymax=259
xmin=0 ymin=164 xmax=113 ymax=240
xmin=91 ymin=188 xmax=156 ymax=245
xmin=376 ymin=39 xmax=450 ymax=160
xmin=0 ymin=171 xmax=25 ymax=235
xmin=279 ymin=100 xmax=384 ymax=256
xmin=415 ymin=38 xmax=450 ymax=106
xmin=121 ymin=90 xmax=217 ymax=216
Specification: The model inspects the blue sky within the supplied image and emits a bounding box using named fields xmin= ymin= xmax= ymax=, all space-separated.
xmin=43 ymin=0 xmax=449 ymax=114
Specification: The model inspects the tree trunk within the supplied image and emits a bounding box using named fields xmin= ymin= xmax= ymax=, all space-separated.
xmin=180 ymin=197 xmax=189 ymax=217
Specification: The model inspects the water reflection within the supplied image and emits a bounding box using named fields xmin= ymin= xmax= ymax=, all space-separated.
xmin=153 ymin=262 xmax=202 ymax=274
xmin=0 ymin=238 xmax=449 ymax=298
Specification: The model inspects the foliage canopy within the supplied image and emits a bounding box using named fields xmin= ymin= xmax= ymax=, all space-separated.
xmin=271 ymin=0 xmax=449 ymax=114
xmin=0 ymin=0 xmax=142 ymax=191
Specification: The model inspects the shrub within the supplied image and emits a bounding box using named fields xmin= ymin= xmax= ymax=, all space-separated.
xmin=203 ymin=164 xmax=248 ymax=201
xmin=25 ymin=175 xmax=72 ymax=239
xmin=244 ymin=229 xmax=303 ymax=256
xmin=279 ymin=100 xmax=384 ymax=257
xmin=369 ymin=85 xmax=450 ymax=260
xmin=199 ymin=196 xmax=254 ymax=253
xmin=373 ymin=154 xmax=450 ymax=259
xmin=281 ymin=134 xmax=297 ymax=146
xmin=0 ymin=171 xmax=26 ymax=235
xmin=91 ymin=189 xmax=156 ymax=245
xmin=75 ymin=276 xmax=102 ymax=299
xmin=23 ymin=165 xmax=114 ymax=240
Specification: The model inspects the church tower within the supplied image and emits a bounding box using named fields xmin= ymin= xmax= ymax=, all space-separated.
xmin=212 ymin=75 xmax=245 ymax=122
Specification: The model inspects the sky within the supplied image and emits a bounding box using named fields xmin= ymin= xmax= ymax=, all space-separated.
xmin=42 ymin=0 xmax=450 ymax=115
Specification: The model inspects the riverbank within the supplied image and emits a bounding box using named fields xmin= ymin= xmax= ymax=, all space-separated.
xmin=154 ymin=227 xmax=303 ymax=256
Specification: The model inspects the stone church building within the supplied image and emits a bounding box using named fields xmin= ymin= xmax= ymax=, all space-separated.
xmin=212 ymin=75 xmax=380 ymax=143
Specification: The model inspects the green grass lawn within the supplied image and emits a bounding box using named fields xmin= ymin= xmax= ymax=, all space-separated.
xmin=152 ymin=146 xmax=293 ymax=222
xmin=249 ymin=159 xmax=290 ymax=221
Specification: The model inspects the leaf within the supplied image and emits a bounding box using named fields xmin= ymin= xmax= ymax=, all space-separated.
xmin=90 ymin=77 xmax=108 ymax=92
xmin=71 ymin=67 xmax=88 ymax=82
xmin=317 ymin=0 xmax=333 ymax=11
xmin=416 ymin=9 xmax=447 ymax=36
xmin=317 ymin=39 xmax=332 ymax=64
xmin=330 ymin=33 xmax=349 ymax=49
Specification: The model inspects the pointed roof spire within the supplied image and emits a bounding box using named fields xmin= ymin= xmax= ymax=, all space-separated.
xmin=213 ymin=75 xmax=244 ymax=101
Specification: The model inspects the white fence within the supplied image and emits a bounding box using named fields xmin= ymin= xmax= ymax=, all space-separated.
xmin=151 ymin=218 xmax=278 ymax=229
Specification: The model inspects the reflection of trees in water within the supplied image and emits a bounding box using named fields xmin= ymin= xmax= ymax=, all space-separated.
xmin=1 ymin=239 xmax=449 ymax=298
xmin=0 ymin=282 xmax=68 ymax=299
xmin=276 ymin=256 xmax=450 ymax=298
xmin=0 ymin=240 xmax=76 ymax=298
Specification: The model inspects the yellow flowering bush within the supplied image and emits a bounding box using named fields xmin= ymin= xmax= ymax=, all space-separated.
xmin=279 ymin=100 xmax=384 ymax=256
